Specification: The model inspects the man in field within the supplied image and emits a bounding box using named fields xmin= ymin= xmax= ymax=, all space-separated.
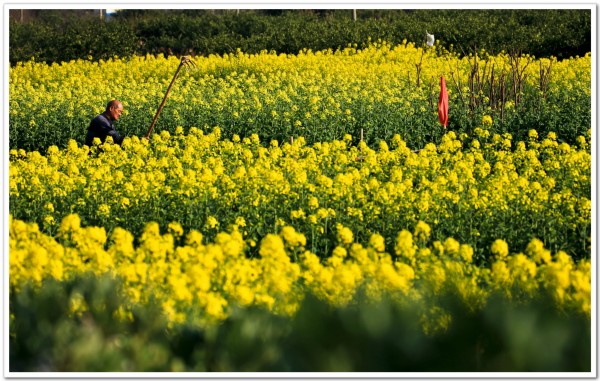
xmin=85 ymin=99 xmax=125 ymax=146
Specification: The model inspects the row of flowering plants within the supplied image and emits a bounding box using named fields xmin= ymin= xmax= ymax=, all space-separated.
xmin=9 ymin=42 xmax=591 ymax=153
xmin=10 ymin=125 xmax=591 ymax=264
xmin=9 ymin=124 xmax=591 ymax=347
xmin=10 ymin=212 xmax=591 ymax=328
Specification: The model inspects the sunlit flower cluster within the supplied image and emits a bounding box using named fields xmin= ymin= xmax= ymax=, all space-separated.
xmin=10 ymin=214 xmax=591 ymax=330
xmin=10 ymin=127 xmax=591 ymax=264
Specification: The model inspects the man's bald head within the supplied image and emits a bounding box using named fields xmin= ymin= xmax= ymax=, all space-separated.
xmin=106 ymin=100 xmax=122 ymax=111
xmin=105 ymin=100 xmax=124 ymax=121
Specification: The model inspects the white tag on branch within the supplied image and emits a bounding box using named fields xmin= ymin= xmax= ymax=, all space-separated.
xmin=426 ymin=31 xmax=435 ymax=47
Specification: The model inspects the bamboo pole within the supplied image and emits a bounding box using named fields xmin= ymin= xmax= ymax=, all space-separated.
xmin=146 ymin=58 xmax=191 ymax=139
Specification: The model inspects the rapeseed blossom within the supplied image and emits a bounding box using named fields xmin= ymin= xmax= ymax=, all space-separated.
xmin=482 ymin=115 xmax=493 ymax=127
xmin=10 ymin=214 xmax=591 ymax=329
xmin=10 ymin=44 xmax=590 ymax=152
xmin=8 ymin=125 xmax=586 ymax=266
xmin=491 ymin=239 xmax=510 ymax=260
xmin=6 ymin=37 xmax=592 ymax=343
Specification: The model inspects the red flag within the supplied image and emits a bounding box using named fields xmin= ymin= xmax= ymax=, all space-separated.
xmin=438 ymin=75 xmax=448 ymax=128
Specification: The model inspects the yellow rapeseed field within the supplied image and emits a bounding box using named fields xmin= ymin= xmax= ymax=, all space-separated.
xmin=10 ymin=211 xmax=591 ymax=329
xmin=9 ymin=41 xmax=591 ymax=150
xmin=9 ymin=43 xmax=592 ymax=332
xmin=9 ymin=126 xmax=591 ymax=328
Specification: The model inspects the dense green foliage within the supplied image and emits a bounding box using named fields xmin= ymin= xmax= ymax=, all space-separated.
xmin=10 ymin=9 xmax=591 ymax=65
xmin=10 ymin=274 xmax=591 ymax=372
xmin=9 ymin=12 xmax=138 ymax=65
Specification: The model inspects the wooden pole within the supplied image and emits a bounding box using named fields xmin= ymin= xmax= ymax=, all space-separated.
xmin=146 ymin=61 xmax=185 ymax=139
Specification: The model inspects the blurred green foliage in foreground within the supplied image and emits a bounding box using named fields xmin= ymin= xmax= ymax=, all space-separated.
xmin=10 ymin=274 xmax=591 ymax=372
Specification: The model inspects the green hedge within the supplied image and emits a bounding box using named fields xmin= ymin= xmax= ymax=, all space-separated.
xmin=9 ymin=9 xmax=591 ymax=65
xmin=10 ymin=13 xmax=138 ymax=65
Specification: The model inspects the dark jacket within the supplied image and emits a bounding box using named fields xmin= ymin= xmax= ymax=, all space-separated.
xmin=85 ymin=113 xmax=123 ymax=146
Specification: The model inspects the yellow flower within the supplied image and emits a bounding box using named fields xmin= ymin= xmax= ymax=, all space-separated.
xmin=280 ymin=226 xmax=306 ymax=248
xmin=336 ymin=224 xmax=353 ymax=246
xmin=528 ymin=129 xmax=539 ymax=140
xmin=168 ymin=222 xmax=184 ymax=238
xmin=120 ymin=197 xmax=130 ymax=209
xmin=481 ymin=115 xmax=493 ymax=127
xmin=98 ymin=203 xmax=110 ymax=217
xmin=368 ymin=233 xmax=386 ymax=252
xmin=443 ymin=237 xmax=460 ymax=258
xmin=205 ymin=216 xmax=219 ymax=230
xmin=526 ymin=238 xmax=551 ymax=264
xmin=395 ymin=230 xmax=416 ymax=261
xmin=459 ymin=244 xmax=474 ymax=263
xmin=491 ymin=260 xmax=511 ymax=287
xmin=509 ymin=254 xmax=537 ymax=283
xmin=44 ymin=202 xmax=54 ymax=213
xmin=235 ymin=216 xmax=247 ymax=227
xmin=59 ymin=214 xmax=81 ymax=236
xmin=414 ymin=221 xmax=431 ymax=242
xmin=7 ymin=49 xmax=592 ymax=326
xmin=185 ymin=230 xmax=204 ymax=247
xmin=235 ymin=285 xmax=255 ymax=306
xmin=43 ymin=215 xmax=55 ymax=226
xmin=332 ymin=246 xmax=347 ymax=259
xmin=290 ymin=209 xmax=306 ymax=220
xmin=491 ymin=239 xmax=509 ymax=260
xmin=259 ymin=234 xmax=286 ymax=259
